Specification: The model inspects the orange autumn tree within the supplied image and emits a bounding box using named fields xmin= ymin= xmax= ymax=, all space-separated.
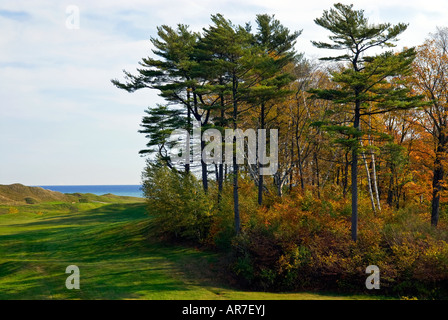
xmin=411 ymin=27 xmax=448 ymax=227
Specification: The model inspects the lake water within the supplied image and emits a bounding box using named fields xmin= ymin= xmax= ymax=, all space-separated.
xmin=38 ymin=185 xmax=144 ymax=198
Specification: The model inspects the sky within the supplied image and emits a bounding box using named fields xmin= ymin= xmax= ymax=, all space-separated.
xmin=0 ymin=0 xmax=447 ymax=185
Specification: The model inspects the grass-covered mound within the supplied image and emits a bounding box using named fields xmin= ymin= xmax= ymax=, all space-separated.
xmin=0 ymin=183 xmax=71 ymax=204
xmin=0 ymin=183 xmax=144 ymax=206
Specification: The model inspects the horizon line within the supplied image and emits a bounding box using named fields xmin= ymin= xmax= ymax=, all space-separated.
xmin=36 ymin=184 xmax=142 ymax=186
xmin=0 ymin=183 xmax=143 ymax=187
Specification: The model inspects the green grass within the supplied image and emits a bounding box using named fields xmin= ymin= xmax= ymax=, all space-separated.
xmin=0 ymin=200 xmax=390 ymax=300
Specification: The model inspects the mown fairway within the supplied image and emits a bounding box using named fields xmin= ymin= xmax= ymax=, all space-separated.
xmin=0 ymin=201 xmax=385 ymax=300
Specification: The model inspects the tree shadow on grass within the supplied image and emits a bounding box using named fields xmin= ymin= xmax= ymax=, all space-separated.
xmin=3 ymin=203 xmax=148 ymax=229
xmin=0 ymin=202 xmax=223 ymax=299
xmin=0 ymin=259 xmax=194 ymax=300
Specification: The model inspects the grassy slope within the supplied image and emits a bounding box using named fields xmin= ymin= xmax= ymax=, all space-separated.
xmin=0 ymin=183 xmax=144 ymax=206
xmin=0 ymin=199 xmax=388 ymax=300
xmin=0 ymin=183 xmax=71 ymax=204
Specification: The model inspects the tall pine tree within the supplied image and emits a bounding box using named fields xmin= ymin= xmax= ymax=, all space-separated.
xmin=252 ymin=14 xmax=300 ymax=204
xmin=310 ymin=3 xmax=424 ymax=241
xmin=199 ymin=14 xmax=255 ymax=234
xmin=111 ymin=24 xmax=213 ymax=191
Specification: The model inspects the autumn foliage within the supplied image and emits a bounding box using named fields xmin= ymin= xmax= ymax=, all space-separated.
xmin=227 ymin=190 xmax=448 ymax=297
xmin=143 ymin=165 xmax=448 ymax=298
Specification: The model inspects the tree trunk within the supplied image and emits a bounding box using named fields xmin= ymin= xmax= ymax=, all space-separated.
xmin=359 ymin=120 xmax=376 ymax=214
xmin=431 ymin=139 xmax=445 ymax=227
xmin=217 ymin=91 xmax=225 ymax=203
xmin=431 ymin=169 xmax=442 ymax=227
xmin=289 ymin=134 xmax=294 ymax=193
xmin=336 ymin=166 xmax=340 ymax=186
xmin=277 ymin=179 xmax=283 ymax=197
xmin=298 ymin=147 xmax=305 ymax=192
xmin=368 ymin=113 xmax=381 ymax=211
xmin=201 ymin=139 xmax=208 ymax=193
xmin=314 ymin=151 xmax=321 ymax=199
xmin=232 ymin=74 xmax=240 ymax=235
xmin=371 ymin=147 xmax=381 ymax=211
xmin=258 ymin=102 xmax=265 ymax=205
xmin=258 ymin=168 xmax=264 ymax=205
xmin=362 ymin=150 xmax=376 ymax=213
xmin=193 ymin=92 xmax=208 ymax=192
xmin=343 ymin=150 xmax=349 ymax=198
xmin=233 ymin=159 xmax=240 ymax=234
xmin=185 ymin=90 xmax=191 ymax=174
xmin=214 ymin=163 xmax=219 ymax=181
xmin=218 ymin=163 xmax=223 ymax=203
xmin=351 ymin=100 xmax=360 ymax=241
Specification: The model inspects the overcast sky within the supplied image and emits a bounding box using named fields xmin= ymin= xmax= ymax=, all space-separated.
xmin=1 ymin=0 xmax=447 ymax=185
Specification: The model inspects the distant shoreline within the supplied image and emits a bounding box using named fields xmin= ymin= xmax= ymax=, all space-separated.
xmin=37 ymin=185 xmax=144 ymax=198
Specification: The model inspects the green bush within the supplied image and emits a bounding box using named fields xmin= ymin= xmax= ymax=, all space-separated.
xmin=142 ymin=163 xmax=213 ymax=243
xmin=24 ymin=197 xmax=38 ymax=204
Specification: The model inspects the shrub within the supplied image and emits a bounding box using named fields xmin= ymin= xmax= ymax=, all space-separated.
xmin=142 ymin=163 xmax=213 ymax=243
xmin=206 ymin=178 xmax=259 ymax=251
xmin=8 ymin=207 xmax=19 ymax=214
xmin=24 ymin=197 xmax=38 ymax=204
xmin=230 ymin=228 xmax=282 ymax=291
xmin=226 ymin=190 xmax=448 ymax=298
